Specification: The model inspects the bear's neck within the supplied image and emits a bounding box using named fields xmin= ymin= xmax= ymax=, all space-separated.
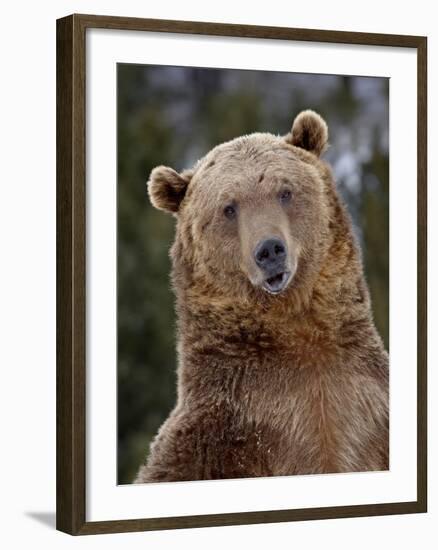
xmin=174 ymin=235 xmax=375 ymax=368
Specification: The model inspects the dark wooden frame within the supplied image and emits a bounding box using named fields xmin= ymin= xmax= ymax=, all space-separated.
xmin=56 ymin=13 xmax=428 ymax=535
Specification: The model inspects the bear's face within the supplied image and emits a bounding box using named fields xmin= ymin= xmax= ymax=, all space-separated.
xmin=148 ymin=111 xmax=331 ymax=299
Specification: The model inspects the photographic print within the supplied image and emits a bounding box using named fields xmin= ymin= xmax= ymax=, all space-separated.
xmin=117 ymin=65 xmax=390 ymax=485
xmin=57 ymin=14 xmax=426 ymax=534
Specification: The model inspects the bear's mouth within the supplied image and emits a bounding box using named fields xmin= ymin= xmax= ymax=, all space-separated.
xmin=262 ymin=271 xmax=291 ymax=295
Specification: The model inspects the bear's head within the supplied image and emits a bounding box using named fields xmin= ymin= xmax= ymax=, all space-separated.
xmin=147 ymin=110 xmax=344 ymax=305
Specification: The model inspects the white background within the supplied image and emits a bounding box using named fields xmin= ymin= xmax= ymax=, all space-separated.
xmin=0 ymin=0 xmax=435 ymax=548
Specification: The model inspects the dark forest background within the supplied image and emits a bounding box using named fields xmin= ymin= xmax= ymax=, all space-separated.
xmin=117 ymin=65 xmax=389 ymax=484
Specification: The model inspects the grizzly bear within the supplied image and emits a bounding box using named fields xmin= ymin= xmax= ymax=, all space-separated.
xmin=135 ymin=110 xmax=389 ymax=483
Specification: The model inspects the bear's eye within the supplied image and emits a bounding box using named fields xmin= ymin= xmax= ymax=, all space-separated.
xmin=279 ymin=188 xmax=292 ymax=205
xmin=223 ymin=204 xmax=237 ymax=220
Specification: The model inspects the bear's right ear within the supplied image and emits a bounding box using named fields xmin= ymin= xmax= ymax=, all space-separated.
xmin=147 ymin=166 xmax=192 ymax=214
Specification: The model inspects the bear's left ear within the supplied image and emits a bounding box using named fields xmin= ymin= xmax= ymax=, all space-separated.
xmin=285 ymin=110 xmax=328 ymax=157
xmin=147 ymin=166 xmax=193 ymax=214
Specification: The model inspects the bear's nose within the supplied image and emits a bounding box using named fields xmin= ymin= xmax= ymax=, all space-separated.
xmin=254 ymin=238 xmax=286 ymax=270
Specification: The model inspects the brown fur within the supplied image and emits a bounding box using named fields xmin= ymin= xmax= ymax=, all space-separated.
xmin=286 ymin=110 xmax=328 ymax=157
xmin=135 ymin=110 xmax=388 ymax=483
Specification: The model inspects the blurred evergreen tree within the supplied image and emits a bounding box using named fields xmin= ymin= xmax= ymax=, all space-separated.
xmin=360 ymin=144 xmax=389 ymax=348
